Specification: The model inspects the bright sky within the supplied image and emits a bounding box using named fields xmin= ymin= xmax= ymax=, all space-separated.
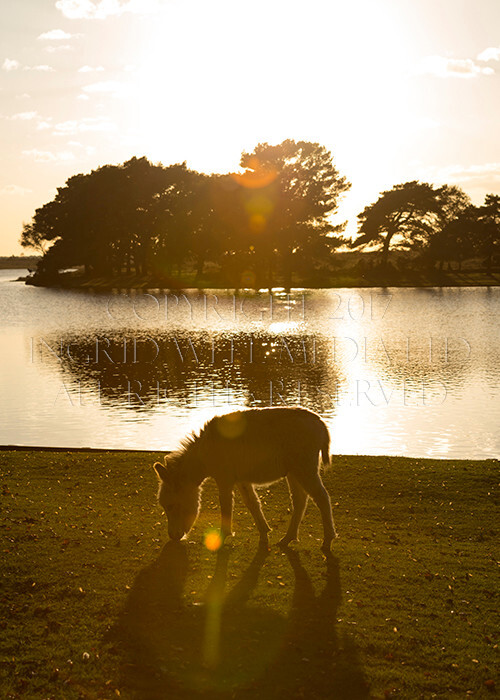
xmin=1 ymin=0 xmax=499 ymax=254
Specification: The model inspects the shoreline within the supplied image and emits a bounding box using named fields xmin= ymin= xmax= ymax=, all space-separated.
xmin=22 ymin=267 xmax=500 ymax=291
xmin=25 ymin=276 xmax=500 ymax=291
xmin=1 ymin=445 xmax=496 ymax=463
xmin=0 ymin=444 xmax=154 ymax=453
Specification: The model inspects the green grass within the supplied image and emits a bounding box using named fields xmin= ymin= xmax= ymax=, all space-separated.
xmin=1 ymin=450 xmax=498 ymax=699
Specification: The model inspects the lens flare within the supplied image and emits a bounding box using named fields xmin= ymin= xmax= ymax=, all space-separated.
xmin=215 ymin=411 xmax=247 ymax=439
xmin=249 ymin=214 xmax=266 ymax=232
xmin=230 ymin=156 xmax=278 ymax=189
xmin=241 ymin=269 xmax=256 ymax=287
xmin=204 ymin=530 xmax=222 ymax=552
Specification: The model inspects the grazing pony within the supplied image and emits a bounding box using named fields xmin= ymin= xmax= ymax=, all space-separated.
xmin=153 ymin=407 xmax=337 ymax=551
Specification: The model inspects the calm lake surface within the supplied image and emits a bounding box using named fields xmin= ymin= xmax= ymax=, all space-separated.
xmin=0 ymin=269 xmax=499 ymax=458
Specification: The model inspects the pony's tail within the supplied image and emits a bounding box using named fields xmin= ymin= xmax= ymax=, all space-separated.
xmin=320 ymin=427 xmax=331 ymax=468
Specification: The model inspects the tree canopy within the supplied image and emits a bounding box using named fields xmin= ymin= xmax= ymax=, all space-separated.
xmin=352 ymin=181 xmax=439 ymax=263
xmin=476 ymin=194 xmax=500 ymax=271
xmin=22 ymin=141 xmax=350 ymax=288
xmin=21 ymin=144 xmax=499 ymax=285
xmin=350 ymin=181 xmax=483 ymax=268
xmin=211 ymin=140 xmax=350 ymax=286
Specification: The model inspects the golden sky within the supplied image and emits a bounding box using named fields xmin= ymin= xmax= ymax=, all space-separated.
xmin=1 ymin=0 xmax=499 ymax=254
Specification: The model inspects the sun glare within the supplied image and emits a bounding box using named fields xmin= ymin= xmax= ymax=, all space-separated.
xmin=133 ymin=0 xmax=416 ymax=185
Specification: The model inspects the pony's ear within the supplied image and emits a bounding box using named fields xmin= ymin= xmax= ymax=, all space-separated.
xmin=153 ymin=461 xmax=169 ymax=482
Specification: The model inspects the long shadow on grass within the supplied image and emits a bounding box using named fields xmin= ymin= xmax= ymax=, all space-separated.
xmin=108 ymin=542 xmax=367 ymax=699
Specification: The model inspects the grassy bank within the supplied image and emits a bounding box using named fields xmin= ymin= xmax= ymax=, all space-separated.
xmin=1 ymin=450 xmax=498 ymax=699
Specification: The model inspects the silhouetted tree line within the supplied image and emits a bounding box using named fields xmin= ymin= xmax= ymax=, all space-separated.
xmin=353 ymin=181 xmax=499 ymax=272
xmin=21 ymin=140 xmax=350 ymax=288
xmin=21 ymin=139 xmax=499 ymax=287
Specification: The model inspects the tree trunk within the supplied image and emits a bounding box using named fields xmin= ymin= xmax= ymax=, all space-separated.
xmin=267 ymin=254 xmax=275 ymax=290
xmin=283 ymin=251 xmax=293 ymax=290
xmin=381 ymin=235 xmax=391 ymax=268
xmin=195 ymin=254 xmax=205 ymax=280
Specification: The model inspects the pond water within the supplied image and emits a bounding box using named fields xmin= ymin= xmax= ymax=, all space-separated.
xmin=0 ymin=269 xmax=499 ymax=458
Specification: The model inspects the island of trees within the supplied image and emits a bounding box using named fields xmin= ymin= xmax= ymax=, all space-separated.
xmin=21 ymin=139 xmax=499 ymax=289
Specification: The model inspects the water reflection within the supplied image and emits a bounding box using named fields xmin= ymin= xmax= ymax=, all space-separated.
xmin=32 ymin=328 xmax=340 ymax=414
xmin=1 ymin=272 xmax=499 ymax=457
xmin=30 ymin=304 xmax=476 ymax=417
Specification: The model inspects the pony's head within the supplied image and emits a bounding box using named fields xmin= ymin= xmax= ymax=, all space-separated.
xmin=153 ymin=457 xmax=200 ymax=541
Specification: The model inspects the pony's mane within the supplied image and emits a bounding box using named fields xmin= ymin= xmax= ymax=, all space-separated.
xmin=168 ymin=419 xmax=212 ymax=467
xmin=179 ymin=431 xmax=198 ymax=451
xmin=180 ymin=418 xmax=214 ymax=449
xmin=176 ymin=421 xmax=210 ymax=453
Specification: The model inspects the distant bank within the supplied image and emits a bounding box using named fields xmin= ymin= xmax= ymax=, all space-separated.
xmin=23 ymin=267 xmax=500 ymax=290
xmin=7 ymin=251 xmax=500 ymax=288
xmin=0 ymin=255 xmax=41 ymax=270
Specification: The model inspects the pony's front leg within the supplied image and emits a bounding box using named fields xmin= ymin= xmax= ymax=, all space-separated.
xmin=217 ymin=481 xmax=234 ymax=543
xmin=237 ymin=482 xmax=271 ymax=548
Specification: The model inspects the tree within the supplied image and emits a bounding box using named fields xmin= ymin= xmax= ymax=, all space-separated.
xmin=151 ymin=164 xmax=205 ymax=278
xmin=475 ymin=194 xmax=500 ymax=272
xmin=233 ymin=140 xmax=350 ymax=286
xmin=20 ymin=221 xmax=49 ymax=255
xmin=427 ymin=193 xmax=500 ymax=273
xmin=21 ymin=168 xmax=123 ymax=275
xmin=20 ymin=142 xmax=350 ymax=287
xmin=428 ymin=206 xmax=477 ymax=271
xmin=434 ymin=184 xmax=471 ymax=228
xmin=187 ymin=173 xmax=225 ymax=280
xmin=20 ymin=199 xmax=64 ymax=251
xmin=116 ymin=157 xmax=184 ymax=275
xmin=20 ymin=158 xmax=186 ymax=277
xmin=352 ymin=181 xmax=440 ymax=266
xmin=425 ymin=185 xmax=471 ymax=270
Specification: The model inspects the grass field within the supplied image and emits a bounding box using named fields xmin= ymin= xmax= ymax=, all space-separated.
xmin=1 ymin=450 xmax=498 ymax=699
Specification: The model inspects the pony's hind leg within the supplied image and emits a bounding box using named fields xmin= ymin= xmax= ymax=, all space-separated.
xmin=295 ymin=470 xmax=337 ymax=552
xmin=279 ymin=474 xmax=308 ymax=547
xmin=237 ymin=482 xmax=271 ymax=546
xmin=217 ymin=481 xmax=234 ymax=542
